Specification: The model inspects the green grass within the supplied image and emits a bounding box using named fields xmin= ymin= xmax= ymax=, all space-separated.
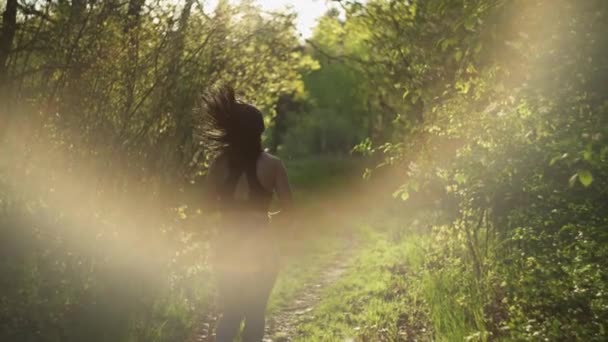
xmin=291 ymin=222 xmax=488 ymax=341
xmin=294 ymin=230 xmax=431 ymax=341
xmin=418 ymin=267 xmax=483 ymax=341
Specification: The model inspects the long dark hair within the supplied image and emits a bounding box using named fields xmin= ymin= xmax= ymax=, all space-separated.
xmin=198 ymin=86 xmax=265 ymax=166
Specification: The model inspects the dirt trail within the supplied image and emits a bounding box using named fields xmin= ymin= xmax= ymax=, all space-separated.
xmin=263 ymin=255 xmax=353 ymax=342
xmin=187 ymin=250 xmax=354 ymax=342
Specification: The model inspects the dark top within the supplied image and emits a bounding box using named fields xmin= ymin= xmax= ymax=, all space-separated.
xmin=211 ymin=156 xmax=280 ymax=273
xmin=218 ymin=157 xmax=273 ymax=213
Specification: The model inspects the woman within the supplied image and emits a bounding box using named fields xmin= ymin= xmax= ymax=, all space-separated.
xmin=200 ymin=86 xmax=293 ymax=342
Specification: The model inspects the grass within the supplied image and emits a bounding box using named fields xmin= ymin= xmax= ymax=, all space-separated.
xmin=290 ymin=215 xmax=488 ymax=341
xmin=294 ymin=230 xmax=431 ymax=341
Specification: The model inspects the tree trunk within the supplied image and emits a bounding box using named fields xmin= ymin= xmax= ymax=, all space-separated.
xmin=169 ymin=0 xmax=195 ymax=79
xmin=0 ymin=0 xmax=18 ymax=137
xmin=70 ymin=0 xmax=86 ymax=22
xmin=0 ymin=0 xmax=18 ymax=96
xmin=156 ymin=0 xmax=196 ymax=203
xmin=121 ymin=0 xmax=145 ymax=127
xmin=269 ymin=94 xmax=297 ymax=154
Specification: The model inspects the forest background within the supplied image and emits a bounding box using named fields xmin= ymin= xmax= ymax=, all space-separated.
xmin=1 ymin=0 xmax=607 ymax=341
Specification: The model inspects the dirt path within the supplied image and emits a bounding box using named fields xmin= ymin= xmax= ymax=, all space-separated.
xmin=263 ymin=255 xmax=352 ymax=342
xmin=187 ymin=250 xmax=354 ymax=342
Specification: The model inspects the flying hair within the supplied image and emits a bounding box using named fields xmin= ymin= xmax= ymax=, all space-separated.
xmin=198 ymin=85 xmax=265 ymax=165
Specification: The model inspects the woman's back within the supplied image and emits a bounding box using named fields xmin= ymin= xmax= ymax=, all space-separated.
xmin=207 ymin=151 xmax=292 ymax=215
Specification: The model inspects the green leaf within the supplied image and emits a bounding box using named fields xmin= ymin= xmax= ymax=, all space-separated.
xmin=392 ymin=187 xmax=410 ymax=201
xmin=569 ymin=173 xmax=578 ymax=187
xmin=549 ymin=156 xmax=560 ymax=166
xmin=464 ymin=16 xmax=476 ymax=31
xmin=577 ymin=170 xmax=593 ymax=187
xmin=409 ymin=179 xmax=420 ymax=192
xmin=550 ymin=153 xmax=568 ymax=166
xmin=455 ymin=173 xmax=468 ymax=184
xmin=454 ymin=50 xmax=463 ymax=62
xmin=582 ymin=145 xmax=593 ymax=161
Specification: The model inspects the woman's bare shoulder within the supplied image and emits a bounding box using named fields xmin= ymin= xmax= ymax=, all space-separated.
xmin=260 ymin=151 xmax=282 ymax=164
xmin=260 ymin=152 xmax=287 ymax=180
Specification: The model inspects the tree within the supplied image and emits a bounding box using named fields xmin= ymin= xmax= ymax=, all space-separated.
xmin=0 ymin=0 xmax=17 ymax=107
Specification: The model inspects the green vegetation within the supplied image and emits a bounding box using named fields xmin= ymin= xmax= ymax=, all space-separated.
xmin=2 ymin=0 xmax=608 ymax=341
xmin=295 ymin=229 xmax=430 ymax=342
xmin=295 ymin=1 xmax=608 ymax=340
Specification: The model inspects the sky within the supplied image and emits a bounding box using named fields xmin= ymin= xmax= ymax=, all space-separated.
xmin=256 ymin=0 xmax=336 ymax=39
xmin=202 ymin=0 xmax=340 ymax=39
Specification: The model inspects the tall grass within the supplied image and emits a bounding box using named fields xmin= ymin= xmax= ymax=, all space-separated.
xmin=294 ymin=213 xmax=492 ymax=341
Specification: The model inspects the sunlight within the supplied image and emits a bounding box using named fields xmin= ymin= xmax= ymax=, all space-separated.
xmin=1 ymin=0 xmax=606 ymax=340
xmin=201 ymin=0 xmax=343 ymax=38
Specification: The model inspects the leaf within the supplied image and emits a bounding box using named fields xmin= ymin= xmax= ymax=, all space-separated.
xmin=583 ymin=149 xmax=592 ymax=161
xmin=455 ymin=173 xmax=468 ymax=184
xmin=550 ymin=153 xmax=568 ymax=166
xmin=549 ymin=156 xmax=560 ymax=166
xmin=392 ymin=188 xmax=401 ymax=198
xmin=454 ymin=50 xmax=463 ymax=62
xmin=409 ymin=179 xmax=420 ymax=192
xmin=464 ymin=16 xmax=476 ymax=31
xmin=440 ymin=38 xmax=454 ymax=52
xmin=577 ymin=170 xmax=593 ymax=187
xmin=455 ymin=80 xmax=470 ymax=94
xmin=569 ymin=173 xmax=578 ymax=187
xmin=582 ymin=145 xmax=593 ymax=161
xmin=392 ymin=187 xmax=410 ymax=201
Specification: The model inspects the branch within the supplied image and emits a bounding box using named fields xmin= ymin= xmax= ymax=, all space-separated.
xmin=17 ymin=3 xmax=56 ymax=23
xmin=305 ymin=38 xmax=372 ymax=67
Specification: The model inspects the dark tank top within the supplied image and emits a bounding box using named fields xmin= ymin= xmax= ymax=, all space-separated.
xmin=218 ymin=156 xmax=273 ymax=213
xmin=213 ymin=156 xmax=278 ymax=272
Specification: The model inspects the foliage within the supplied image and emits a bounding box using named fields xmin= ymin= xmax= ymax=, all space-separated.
xmin=296 ymin=228 xmax=433 ymax=342
xmin=0 ymin=1 xmax=314 ymax=340
xmin=346 ymin=0 xmax=608 ymax=340
xmin=2 ymin=0 xmax=608 ymax=340
xmin=308 ymin=0 xmax=608 ymax=340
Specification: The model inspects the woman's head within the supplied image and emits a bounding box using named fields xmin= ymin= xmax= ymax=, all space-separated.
xmin=199 ymin=86 xmax=265 ymax=162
